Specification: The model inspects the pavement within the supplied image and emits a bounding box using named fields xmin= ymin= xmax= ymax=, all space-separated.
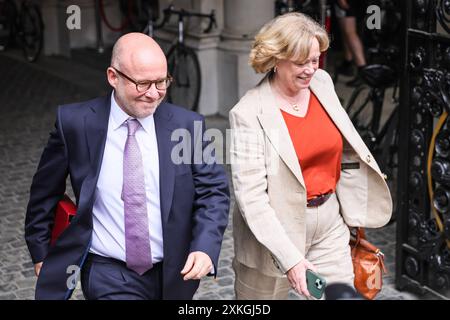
xmin=0 ymin=48 xmax=422 ymax=300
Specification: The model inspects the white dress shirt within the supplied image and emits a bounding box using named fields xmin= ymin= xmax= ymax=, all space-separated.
xmin=90 ymin=92 xmax=163 ymax=263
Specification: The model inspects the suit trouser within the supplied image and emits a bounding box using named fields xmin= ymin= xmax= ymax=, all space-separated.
xmin=233 ymin=193 xmax=354 ymax=300
xmin=81 ymin=253 xmax=163 ymax=300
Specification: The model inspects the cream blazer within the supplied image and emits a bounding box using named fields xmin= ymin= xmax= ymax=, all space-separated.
xmin=229 ymin=69 xmax=392 ymax=277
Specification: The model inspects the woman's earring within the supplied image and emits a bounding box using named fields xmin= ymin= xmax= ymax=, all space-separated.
xmin=274 ymin=66 xmax=277 ymax=73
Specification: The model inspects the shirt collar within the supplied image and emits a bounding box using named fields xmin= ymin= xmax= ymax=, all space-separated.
xmin=110 ymin=91 xmax=154 ymax=133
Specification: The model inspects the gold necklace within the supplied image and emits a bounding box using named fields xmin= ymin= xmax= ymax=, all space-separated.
xmin=272 ymin=81 xmax=302 ymax=112
xmin=281 ymin=97 xmax=301 ymax=112
xmin=276 ymin=92 xmax=301 ymax=112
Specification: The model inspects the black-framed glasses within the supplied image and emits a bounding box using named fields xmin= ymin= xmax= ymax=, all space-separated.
xmin=111 ymin=66 xmax=173 ymax=92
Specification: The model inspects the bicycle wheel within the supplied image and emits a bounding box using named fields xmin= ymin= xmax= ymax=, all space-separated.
xmin=345 ymin=85 xmax=377 ymax=148
xmin=167 ymin=44 xmax=201 ymax=112
xmin=18 ymin=1 xmax=43 ymax=62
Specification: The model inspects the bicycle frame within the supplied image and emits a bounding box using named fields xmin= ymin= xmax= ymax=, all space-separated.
xmin=155 ymin=5 xmax=216 ymax=112
xmin=163 ymin=5 xmax=217 ymax=43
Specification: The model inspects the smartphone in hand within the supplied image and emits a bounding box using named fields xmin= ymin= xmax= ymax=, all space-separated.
xmin=306 ymin=269 xmax=327 ymax=299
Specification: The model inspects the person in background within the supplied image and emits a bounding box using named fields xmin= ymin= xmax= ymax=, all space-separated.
xmin=334 ymin=0 xmax=366 ymax=86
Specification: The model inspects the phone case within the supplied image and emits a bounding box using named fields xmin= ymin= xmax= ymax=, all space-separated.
xmin=306 ymin=269 xmax=327 ymax=299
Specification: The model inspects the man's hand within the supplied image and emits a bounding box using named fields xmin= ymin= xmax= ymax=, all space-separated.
xmin=286 ymin=258 xmax=317 ymax=298
xmin=180 ymin=251 xmax=213 ymax=281
xmin=34 ymin=262 xmax=43 ymax=277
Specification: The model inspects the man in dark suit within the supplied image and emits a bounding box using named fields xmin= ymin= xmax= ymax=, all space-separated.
xmin=24 ymin=33 xmax=230 ymax=300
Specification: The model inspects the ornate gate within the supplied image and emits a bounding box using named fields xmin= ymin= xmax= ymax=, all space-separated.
xmin=396 ymin=0 xmax=450 ymax=299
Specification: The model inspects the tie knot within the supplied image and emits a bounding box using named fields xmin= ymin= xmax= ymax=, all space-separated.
xmin=126 ymin=119 xmax=141 ymax=136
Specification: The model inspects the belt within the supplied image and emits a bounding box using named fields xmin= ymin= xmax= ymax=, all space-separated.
xmin=87 ymin=253 xmax=162 ymax=270
xmin=307 ymin=192 xmax=332 ymax=207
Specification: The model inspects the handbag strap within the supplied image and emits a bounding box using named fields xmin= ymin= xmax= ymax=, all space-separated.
xmin=352 ymin=227 xmax=388 ymax=274
xmin=357 ymin=227 xmax=366 ymax=240
xmin=350 ymin=227 xmax=365 ymax=246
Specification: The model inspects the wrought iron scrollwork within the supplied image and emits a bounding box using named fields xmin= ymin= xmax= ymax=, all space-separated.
xmin=436 ymin=0 xmax=450 ymax=34
xmin=398 ymin=0 xmax=450 ymax=298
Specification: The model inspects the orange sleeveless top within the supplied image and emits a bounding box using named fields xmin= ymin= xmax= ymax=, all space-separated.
xmin=281 ymin=93 xmax=343 ymax=200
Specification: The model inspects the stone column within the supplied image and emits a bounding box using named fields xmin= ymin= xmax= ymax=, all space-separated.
xmin=41 ymin=0 xmax=71 ymax=57
xmin=40 ymin=0 xmax=122 ymax=56
xmin=67 ymin=0 xmax=121 ymax=49
xmin=218 ymin=0 xmax=274 ymax=116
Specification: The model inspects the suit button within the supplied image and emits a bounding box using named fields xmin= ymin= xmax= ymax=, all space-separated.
xmin=366 ymin=155 xmax=372 ymax=163
xmin=271 ymin=256 xmax=280 ymax=269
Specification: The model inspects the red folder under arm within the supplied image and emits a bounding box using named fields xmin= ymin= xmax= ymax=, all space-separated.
xmin=50 ymin=195 xmax=77 ymax=246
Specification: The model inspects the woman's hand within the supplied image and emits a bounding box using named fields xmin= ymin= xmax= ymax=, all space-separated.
xmin=287 ymin=258 xmax=318 ymax=297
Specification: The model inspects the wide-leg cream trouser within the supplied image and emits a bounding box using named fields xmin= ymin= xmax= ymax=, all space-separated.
xmin=233 ymin=193 xmax=354 ymax=300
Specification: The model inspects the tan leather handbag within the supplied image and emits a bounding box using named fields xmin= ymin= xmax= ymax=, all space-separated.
xmin=350 ymin=228 xmax=387 ymax=300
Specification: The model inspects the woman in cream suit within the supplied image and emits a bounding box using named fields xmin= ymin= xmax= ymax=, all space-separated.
xmin=229 ymin=12 xmax=392 ymax=299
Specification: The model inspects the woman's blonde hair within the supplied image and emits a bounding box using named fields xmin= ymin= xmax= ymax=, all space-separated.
xmin=249 ymin=12 xmax=329 ymax=73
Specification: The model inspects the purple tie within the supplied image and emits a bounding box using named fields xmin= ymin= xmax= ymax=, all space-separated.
xmin=122 ymin=118 xmax=153 ymax=275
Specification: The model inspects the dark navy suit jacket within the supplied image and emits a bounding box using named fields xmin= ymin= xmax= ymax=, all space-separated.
xmin=24 ymin=95 xmax=230 ymax=300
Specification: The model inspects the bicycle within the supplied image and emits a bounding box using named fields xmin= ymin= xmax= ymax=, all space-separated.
xmin=112 ymin=2 xmax=216 ymax=111
xmin=345 ymin=60 xmax=400 ymax=222
xmin=0 ymin=0 xmax=43 ymax=62
xmin=159 ymin=5 xmax=216 ymax=112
